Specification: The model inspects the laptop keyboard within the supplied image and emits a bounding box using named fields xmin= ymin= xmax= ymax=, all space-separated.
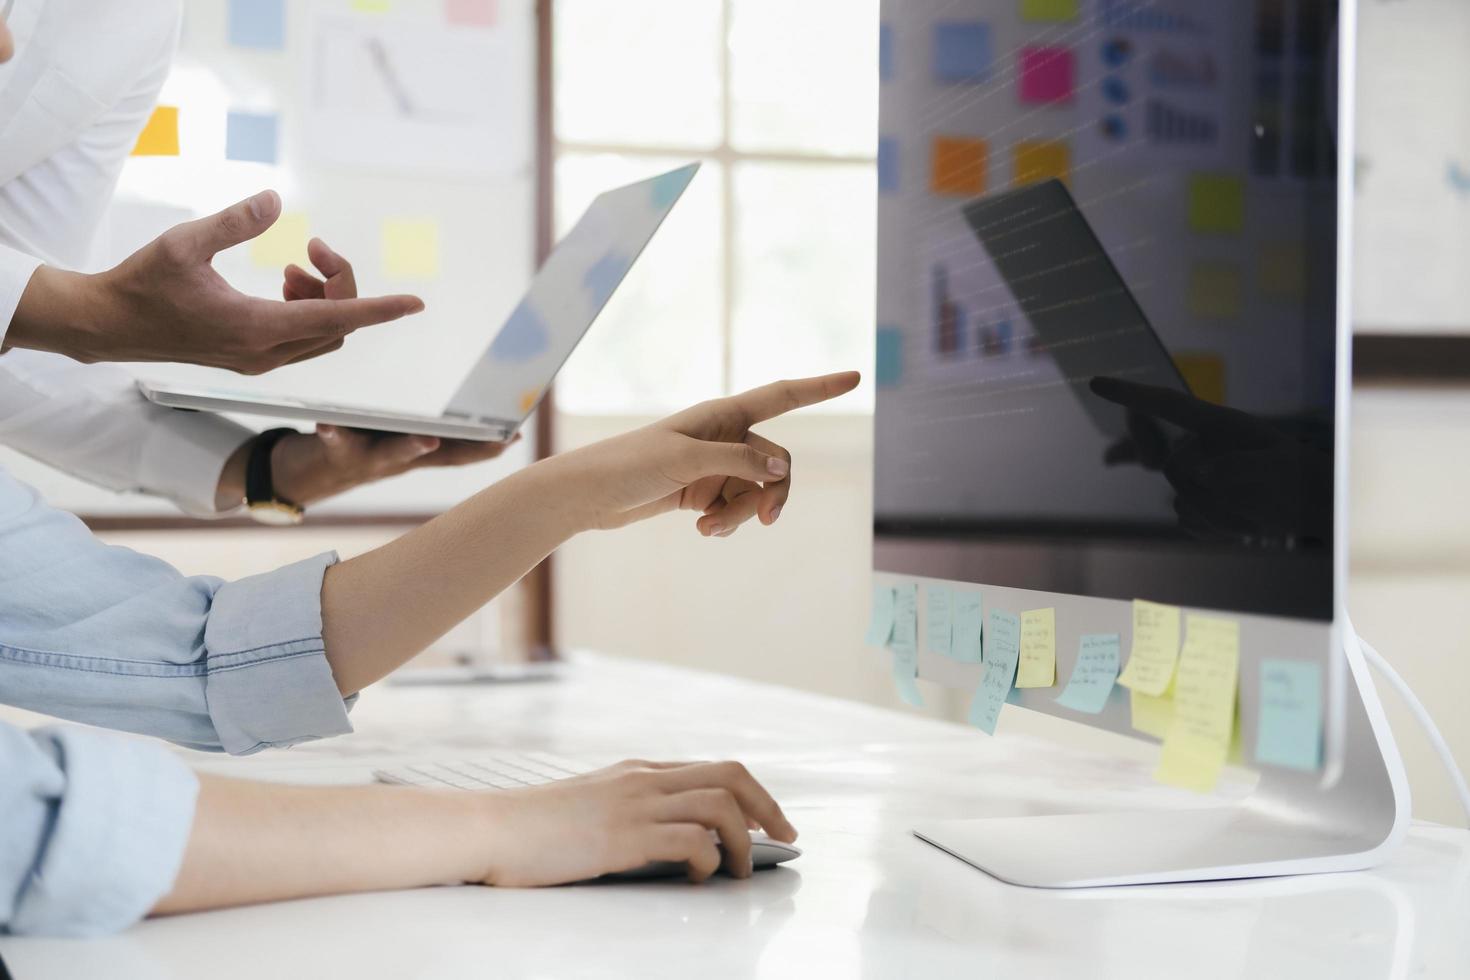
xmin=374 ymin=752 xmax=596 ymax=791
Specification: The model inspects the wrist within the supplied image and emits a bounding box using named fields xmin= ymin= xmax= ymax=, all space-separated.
xmin=8 ymin=266 xmax=118 ymax=362
xmin=269 ymin=434 xmax=339 ymax=508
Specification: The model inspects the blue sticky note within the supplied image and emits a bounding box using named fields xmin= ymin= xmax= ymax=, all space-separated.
xmin=878 ymin=138 xmax=900 ymax=193
xmin=891 ymin=584 xmax=923 ymax=706
xmin=934 ymin=22 xmax=993 ymax=83
xmin=893 ymin=652 xmax=925 ymax=707
xmin=950 ymin=591 xmax=983 ymax=663
xmin=583 ymin=251 xmax=632 ymax=312
xmin=488 ymin=300 xmax=550 ymax=362
xmin=225 ymin=111 xmax=279 ymax=164
xmin=865 ymin=584 xmax=895 ymax=646
xmin=1256 ymin=659 xmax=1323 ymax=771
xmin=876 ymin=326 xmax=903 ymax=387
xmin=229 ymin=0 xmax=286 ymax=50
xmin=1055 ymin=633 xmax=1122 ymax=714
xmin=879 ymin=23 xmax=895 ymax=82
xmin=925 ymin=585 xmax=952 ymax=657
xmin=968 ymin=610 xmax=1019 ymax=734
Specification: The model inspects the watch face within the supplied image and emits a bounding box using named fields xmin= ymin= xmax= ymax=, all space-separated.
xmin=249 ymin=501 xmax=305 ymax=526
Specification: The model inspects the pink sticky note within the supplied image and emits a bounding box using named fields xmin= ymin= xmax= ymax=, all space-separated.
xmin=446 ymin=0 xmax=496 ymax=26
xmin=1019 ymin=46 xmax=1075 ymax=104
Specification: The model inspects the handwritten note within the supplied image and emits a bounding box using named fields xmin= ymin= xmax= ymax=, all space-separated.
xmin=951 ymin=591 xmax=984 ymax=663
xmin=1055 ymin=634 xmax=1121 ymax=714
xmin=1256 ymin=659 xmax=1323 ymax=771
xmin=1118 ymin=599 xmax=1181 ymax=697
xmin=967 ymin=611 xmax=1019 ymax=734
xmin=891 ymin=584 xmax=922 ymax=707
xmin=1130 ymin=681 xmax=1174 ymax=738
xmin=1016 ymin=608 xmax=1056 ymax=688
xmin=925 ymin=585 xmax=953 ymax=658
xmin=864 ymin=584 xmax=895 ymax=647
xmin=1155 ymin=615 xmax=1240 ymax=793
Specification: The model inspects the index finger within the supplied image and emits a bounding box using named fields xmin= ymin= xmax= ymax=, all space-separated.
xmin=730 ymin=371 xmax=861 ymax=425
xmin=266 ymin=294 xmax=425 ymax=340
xmin=1089 ymin=376 xmax=1254 ymax=437
xmin=655 ymin=760 xmax=797 ymax=843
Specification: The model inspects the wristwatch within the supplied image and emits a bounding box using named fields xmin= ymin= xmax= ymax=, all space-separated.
xmin=245 ymin=428 xmax=305 ymax=525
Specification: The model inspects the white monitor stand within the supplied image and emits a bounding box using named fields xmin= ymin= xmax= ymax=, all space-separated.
xmin=912 ymin=620 xmax=1409 ymax=886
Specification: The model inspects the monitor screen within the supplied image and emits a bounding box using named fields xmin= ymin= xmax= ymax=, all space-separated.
xmin=874 ymin=0 xmax=1340 ymax=622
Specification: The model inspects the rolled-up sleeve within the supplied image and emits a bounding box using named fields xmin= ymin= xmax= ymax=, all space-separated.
xmin=0 ymin=722 xmax=199 ymax=937
xmin=0 ymin=468 xmax=355 ymax=755
xmin=0 ymin=244 xmax=43 ymax=351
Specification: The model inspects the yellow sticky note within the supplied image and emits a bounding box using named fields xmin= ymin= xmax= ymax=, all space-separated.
xmin=1188 ymin=262 xmax=1242 ymax=318
xmin=1173 ymin=352 xmax=1227 ymax=405
xmin=1188 ymin=174 xmax=1245 ymax=234
xmin=1016 ymin=607 xmax=1056 ymax=688
xmin=249 ymin=212 xmax=310 ymax=269
xmin=352 ymin=0 xmax=392 ymax=11
xmin=1117 ymin=599 xmax=1180 ymax=697
xmin=1013 ymin=140 xmax=1071 ymax=187
xmin=1131 ymin=676 xmax=1174 ymax=738
xmin=1155 ymin=615 xmax=1240 ymax=793
xmin=132 ymin=106 xmax=180 ymax=156
xmin=1258 ymin=243 xmax=1305 ymax=299
xmin=1021 ymin=0 xmax=1080 ymax=21
xmin=382 ymin=219 xmax=440 ymax=280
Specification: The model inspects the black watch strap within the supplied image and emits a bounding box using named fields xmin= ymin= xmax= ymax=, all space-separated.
xmin=245 ymin=428 xmax=300 ymax=508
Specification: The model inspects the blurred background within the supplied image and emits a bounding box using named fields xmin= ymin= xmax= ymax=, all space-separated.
xmin=3 ymin=0 xmax=1465 ymax=824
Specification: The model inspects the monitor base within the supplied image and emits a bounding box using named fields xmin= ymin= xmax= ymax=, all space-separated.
xmin=913 ymin=621 xmax=1411 ymax=887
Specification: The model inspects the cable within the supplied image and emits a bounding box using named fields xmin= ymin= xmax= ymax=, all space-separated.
xmin=1349 ymin=618 xmax=1470 ymax=827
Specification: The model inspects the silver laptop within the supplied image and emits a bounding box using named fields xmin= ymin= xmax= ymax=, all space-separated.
xmin=138 ymin=163 xmax=700 ymax=441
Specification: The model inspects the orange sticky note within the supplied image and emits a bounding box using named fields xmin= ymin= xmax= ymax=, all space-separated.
xmin=932 ymin=137 xmax=988 ymax=196
xmin=132 ymin=106 xmax=180 ymax=157
xmin=1013 ymin=140 xmax=1070 ymax=187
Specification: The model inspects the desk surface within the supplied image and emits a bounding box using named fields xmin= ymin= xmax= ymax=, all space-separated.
xmin=3 ymin=654 xmax=1467 ymax=979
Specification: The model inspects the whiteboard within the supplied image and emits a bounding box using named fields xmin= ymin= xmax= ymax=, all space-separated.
xmin=1353 ymin=0 xmax=1470 ymax=334
xmin=1 ymin=0 xmax=538 ymax=517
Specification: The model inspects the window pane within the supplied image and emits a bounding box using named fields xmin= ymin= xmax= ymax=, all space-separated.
xmin=730 ymin=161 xmax=875 ymax=410
xmin=555 ymin=0 xmax=724 ymax=150
xmin=554 ymin=153 xmax=724 ymax=414
xmin=729 ymin=0 xmax=880 ymax=156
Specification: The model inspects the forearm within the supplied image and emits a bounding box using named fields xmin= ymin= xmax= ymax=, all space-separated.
xmin=320 ymin=456 xmax=588 ymax=695
xmin=154 ymin=775 xmax=489 ymax=917
xmin=7 ymin=266 xmax=118 ymax=362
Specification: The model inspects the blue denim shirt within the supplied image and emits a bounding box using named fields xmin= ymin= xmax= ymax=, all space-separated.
xmin=0 ymin=467 xmax=356 ymax=936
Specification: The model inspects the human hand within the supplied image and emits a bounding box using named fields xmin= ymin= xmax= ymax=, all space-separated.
xmin=544 ymin=371 xmax=861 ymax=536
xmin=9 ymin=190 xmax=423 ymax=373
xmin=473 ymin=760 xmax=798 ymax=886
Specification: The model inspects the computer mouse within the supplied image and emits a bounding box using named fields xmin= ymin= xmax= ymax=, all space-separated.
xmin=604 ymin=831 xmax=801 ymax=880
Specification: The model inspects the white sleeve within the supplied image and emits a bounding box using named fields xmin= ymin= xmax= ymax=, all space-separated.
xmin=0 ymin=243 xmax=42 ymax=351
xmin=0 ymin=350 xmax=254 ymax=516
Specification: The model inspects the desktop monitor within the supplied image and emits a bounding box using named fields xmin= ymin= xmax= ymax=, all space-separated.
xmin=874 ymin=0 xmax=1406 ymax=885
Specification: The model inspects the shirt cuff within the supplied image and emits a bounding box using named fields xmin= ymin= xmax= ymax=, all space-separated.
xmin=204 ymin=551 xmax=357 ymax=755
xmin=8 ymin=726 xmax=199 ymax=937
xmin=0 ymin=246 xmax=44 ymax=351
xmin=138 ymin=406 xmax=255 ymax=517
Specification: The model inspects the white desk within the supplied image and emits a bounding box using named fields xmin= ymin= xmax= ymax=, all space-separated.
xmin=3 ymin=654 xmax=1467 ymax=979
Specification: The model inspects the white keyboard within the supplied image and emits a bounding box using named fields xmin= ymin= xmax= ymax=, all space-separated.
xmin=374 ymin=752 xmax=597 ymax=791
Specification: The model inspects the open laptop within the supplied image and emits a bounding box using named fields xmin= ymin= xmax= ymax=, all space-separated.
xmin=138 ymin=163 xmax=701 ymax=441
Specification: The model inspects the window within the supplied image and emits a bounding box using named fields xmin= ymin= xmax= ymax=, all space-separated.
xmin=552 ymin=0 xmax=879 ymax=414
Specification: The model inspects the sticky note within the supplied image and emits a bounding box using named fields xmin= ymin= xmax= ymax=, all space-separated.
xmin=1013 ymin=140 xmax=1070 ymax=187
xmin=878 ymin=138 xmax=900 ymax=193
xmin=931 ymin=137 xmax=988 ymax=196
xmin=1017 ymin=608 xmax=1056 ymax=688
xmin=1019 ymin=47 xmax=1075 ymax=104
xmin=879 ymin=23 xmax=895 ymax=82
xmin=446 ymin=0 xmax=497 ymax=27
xmin=1131 ymin=680 xmax=1174 ymax=738
xmin=229 ymin=0 xmax=286 ymax=50
xmin=382 ymin=219 xmax=440 ymax=279
xmin=1056 ymin=634 xmax=1121 ymax=714
xmin=1155 ymin=615 xmax=1240 ymax=793
xmin=1188 ymin=262 xmax=1242 ymax=318
xmin=1022 ymin=0 xmax=1080 ymax=21
xmin=225 ymin=111 xmax=280 ymax=164
xmin=1118 ymin=599 xmax=1181 ymax=697
xmin=892 ymin=584 xmax=923 ymax=707
xmin=1258 ymin=243 xmax=1305 ymax=299
xmin=1188 ymin=174 xmax=1245 ymax=233
xmin=951 ymin=591 xmax=984 ymax=663
xmin=967 ymin=611 xmax=1019 ymax=734
xmin=933 ymin=22 xmax=993 ymax=83
xmin=865 ymin=584 xmax=896 ymax=646
xmin=131 ymin=106 xmax=180 ymax=157
xmin=925 ymin=585 xmax=953 ymax=658
xmin=1256 ymin=659 xmax=1323 ymax=771
xmin=876 ymin=327 xmax=903 ymax=386
xmin=352 ymin=0 xmax=393 ymax=12
xmin=250 ymin=211 xmax=309 ymax=269
xmin=1173 ymin=352 xmax=1227 ymax=405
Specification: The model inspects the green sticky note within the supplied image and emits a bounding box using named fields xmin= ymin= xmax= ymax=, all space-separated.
xmin=1188 ymin=174 xmax=1245 ymax=234
xmin=891 ymin=584 xmax=922 ymax=707
xmin=951 ymin=591 xmax=983 ymax=663
xmin=925 ymin=585 xmax=952 ymax=657
xmin=968 ymin=610 xmax=1019 ymax=734
xmin=865 ymin=584 xmax=895 ymax=646
xmin=1256 ymin=659 xmax=1323 ymax=771
xmin=1021 ymin=0 xmax=1079 ymax=21
xmin=1055 ymin=633 xmax=1121 ymax=714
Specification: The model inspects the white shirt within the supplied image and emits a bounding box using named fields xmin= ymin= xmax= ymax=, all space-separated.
xmin=0 ymin=0 xmax=252 ymax=514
